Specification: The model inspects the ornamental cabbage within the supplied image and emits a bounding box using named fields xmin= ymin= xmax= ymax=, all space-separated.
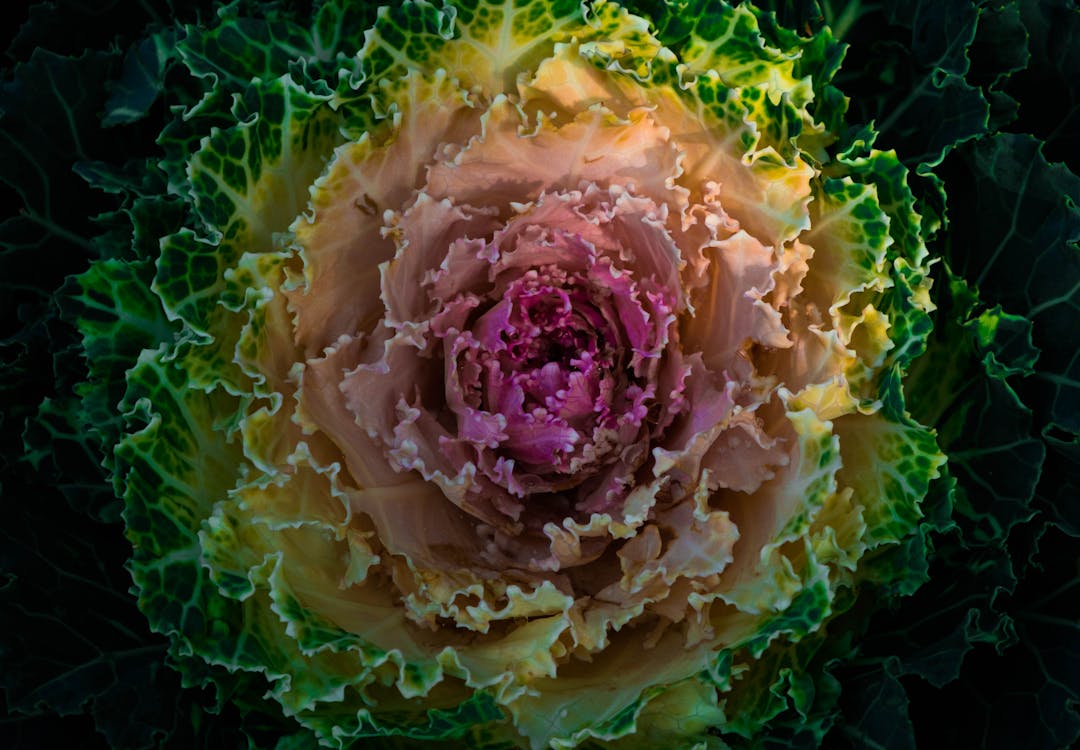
xmin=4 ymin=0 xmax=1077 ymax=749
xmin=105 ymin=1 xmax=944 ymax=745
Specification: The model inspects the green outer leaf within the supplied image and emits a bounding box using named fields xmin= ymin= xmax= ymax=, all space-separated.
xmin=954 ymin=134 xmax=1080 ymax=440
xmin=153 ymin=229 xmax=231 ymax=334
xmin=116 ymin=349 xmax=245 ymax=561
xmin=837 ymin=1 xmax=990 ymax=172
xmin=103 ymin=29 xmax=179 ymax=127
xmin=21 ymin=259 xmax=181 ymax=517
xmin=175 ymin=0 xmax=373 ymax=91
xmin=155 ymin=74 xmax=341 ymax=334
xmin=1010 ymin=0 xmax=1080 ymax=168
xmin=64 ymin=259 xmax=178 ymax=397
xmin=357 ymin=0 xmax=586 ymax=98
xmin=885 ymin=0 xmax=978 ymax=76
xmin=113 ymin=349 xmax=283 ymax=716
xmin=0 ymin=48 xmax=120 ymax=271
xmin=835 ymin=415 xmax=943 ymax=549
xmin=842 ymin=657 xmax=916 ymax=750
xmin=906 ymin=269 xmax=1045 ymax=545
xmin=637 ymin=0 xmax=846 ymax=133
xmin=969 ymin=2 xmax=1030 ymax=91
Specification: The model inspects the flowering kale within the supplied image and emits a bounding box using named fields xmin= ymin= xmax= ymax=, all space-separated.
xmin=1 ymin=1 xmax=1077 ymax=749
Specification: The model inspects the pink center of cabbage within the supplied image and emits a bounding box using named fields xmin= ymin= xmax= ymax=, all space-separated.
xmin=436 ymin=260 xmax=659 ymax=497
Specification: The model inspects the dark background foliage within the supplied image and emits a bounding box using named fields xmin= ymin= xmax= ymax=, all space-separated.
xmin=1 ymin=0 xmax=1076 ymax=748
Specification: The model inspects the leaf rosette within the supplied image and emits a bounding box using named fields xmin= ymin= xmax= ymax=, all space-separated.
xmin=101 ymin=0 xmax=947 ymax=746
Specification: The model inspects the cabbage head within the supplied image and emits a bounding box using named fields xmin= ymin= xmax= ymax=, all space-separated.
xmin=2 ymin=1 xmax=1077 ymax=749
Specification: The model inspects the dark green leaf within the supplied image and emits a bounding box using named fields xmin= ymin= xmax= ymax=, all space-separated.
xmin=103 ymin=29 xmax=179 ymax=127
